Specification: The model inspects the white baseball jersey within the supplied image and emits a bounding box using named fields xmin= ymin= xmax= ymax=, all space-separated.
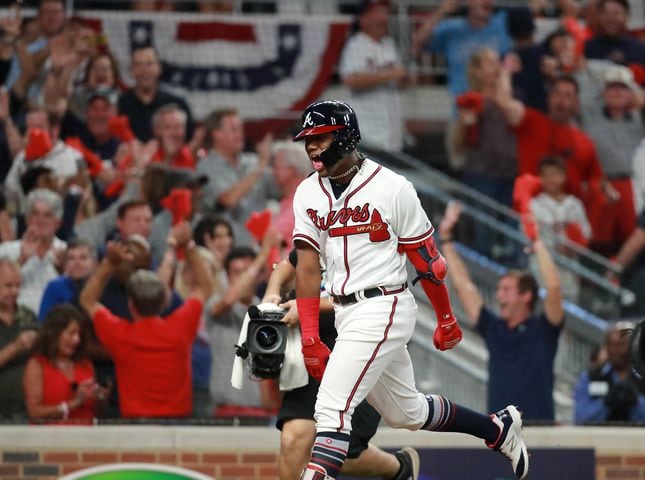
xmin=5 ymin=141 xmax=83 ymax=212
xmin=529 ymin=193 xmax=592 ymax=245
xmin=338 ymin=32 xmax=404 ymax=152
xmin=292 ymin=158 xmax=433 ymax=297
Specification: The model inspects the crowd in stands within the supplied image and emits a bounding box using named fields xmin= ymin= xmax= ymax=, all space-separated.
xmin=0 ymin=0 xmax=643 ymax=424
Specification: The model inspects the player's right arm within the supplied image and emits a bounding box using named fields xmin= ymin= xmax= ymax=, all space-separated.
xmin=295 ymin=241 xmax=329 ymax=382
xmin=291 ymin=181 xmax=323 ymax=306
xmin=292 ymin=183 xmax=330 ymax=381
xmin=438 ymin=202 xmax=484 ymax=327
xmin=295 ymin=242 xmax=323 ymax=323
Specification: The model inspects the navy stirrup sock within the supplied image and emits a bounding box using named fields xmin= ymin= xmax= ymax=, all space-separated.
xmin=307 ymin=431 xmax=350 ymax=479
xmin=422 ymin=394 xmax=498 ymax=443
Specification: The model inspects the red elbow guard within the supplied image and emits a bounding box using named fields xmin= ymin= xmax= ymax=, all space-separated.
xmin=401 ymin=237 xmax=455 ymax=323
xmin=428 ymin=253 xmax=447 ymax=282
xmin=402 ymin=237 xmax=447 ymax=284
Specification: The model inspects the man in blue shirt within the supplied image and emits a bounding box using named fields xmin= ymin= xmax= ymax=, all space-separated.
xmin=574 ymin=321 xmax=645 ymax=424
xmin=38 ymin=238 xmax=97 ymax=322
xmin=4 ymin=0 xmax=66 ymax=100
xmin=412 ymin=0 xmax=513 ymax=100
xmin=439 ymin=202 xmax=564 ymax=421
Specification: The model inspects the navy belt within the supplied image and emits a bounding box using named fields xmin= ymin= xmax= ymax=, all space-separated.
xmin=332 ymin=283 xmax=408 ymax=306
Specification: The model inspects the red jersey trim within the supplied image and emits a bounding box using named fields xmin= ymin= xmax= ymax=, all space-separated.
xmin=293 ymin=233 xmax=320 ymax=251
xmin=318 ymin=175 xmax=333 ymax=211
xmin=398 ymin=226 xmax=435 ymax=244
xmin=346 ymin=165 xmax=382 ymax=201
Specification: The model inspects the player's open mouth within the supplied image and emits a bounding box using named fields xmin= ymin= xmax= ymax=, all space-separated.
xmin=310 ymin=155 xmax=325 ymax=172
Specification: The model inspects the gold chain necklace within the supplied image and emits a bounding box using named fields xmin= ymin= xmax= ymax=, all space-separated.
xmin=328 ymin=162 xmax=361 ymax=182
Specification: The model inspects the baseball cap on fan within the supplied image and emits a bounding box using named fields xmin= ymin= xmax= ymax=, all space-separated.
xmin=603 ymin=65 xmax=639 ymax=92
xmin=86 ymin=86 xmax=118 ymax=105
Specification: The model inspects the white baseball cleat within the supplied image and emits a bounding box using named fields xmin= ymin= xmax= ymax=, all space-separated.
xmin=299 ymin=464 xmax=331 ymax=480
xmin=487 ymin=405 xmax=529 ymax=479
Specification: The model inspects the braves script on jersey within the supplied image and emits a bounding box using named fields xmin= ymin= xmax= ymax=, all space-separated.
xmin=293 ymin=158 xmax=434 ymax=296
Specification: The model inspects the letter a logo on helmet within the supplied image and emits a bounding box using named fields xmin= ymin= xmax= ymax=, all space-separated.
xmin=303 ymin=112 xmax=315 ymax=127
xmin=293 ymin=100 xmax=361 ymax=167
xmin=296 ymin=108 xmax=341 ymax=137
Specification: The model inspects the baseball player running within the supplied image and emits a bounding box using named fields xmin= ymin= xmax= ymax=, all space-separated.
xmin=263 ymin=250 xmax=419 ymax=480
xmin=291 ymin=100 xmax=529 ymax=480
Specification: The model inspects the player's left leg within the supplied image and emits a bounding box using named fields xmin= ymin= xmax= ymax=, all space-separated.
xmin=368 ymin=351 xmax=529 ymax=478
xmin=369 ymin=350 xmax=529 ymax=479
xmin=365 ymin=293 xmax=529 ymax=479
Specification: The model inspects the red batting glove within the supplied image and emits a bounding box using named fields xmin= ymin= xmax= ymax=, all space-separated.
xmin=433 ymin=315 xmax=463 ymax=351
xmin=301 ymin=336 xmax=331 ymax=383
xmin=417 ymin=275 xmax=462 ymax=351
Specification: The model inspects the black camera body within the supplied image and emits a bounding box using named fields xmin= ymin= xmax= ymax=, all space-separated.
xmin=236 ymin=305 xmax=288 ymax=379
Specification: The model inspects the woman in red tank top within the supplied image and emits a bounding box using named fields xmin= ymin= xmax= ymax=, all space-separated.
xmin=23 ymin=304 xmax=108 ymax=424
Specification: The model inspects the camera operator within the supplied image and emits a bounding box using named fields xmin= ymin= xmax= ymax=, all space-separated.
xmin=574 ymin=321 xmax=645 ymax=424
xmin=262 ymin=248 xmax=419 ymax=480
xmin=207 ymin=232 xmax=281 ymax=418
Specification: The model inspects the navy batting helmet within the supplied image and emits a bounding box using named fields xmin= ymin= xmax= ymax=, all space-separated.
xmin=293 ymin=100 xmax=361 ymax=167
